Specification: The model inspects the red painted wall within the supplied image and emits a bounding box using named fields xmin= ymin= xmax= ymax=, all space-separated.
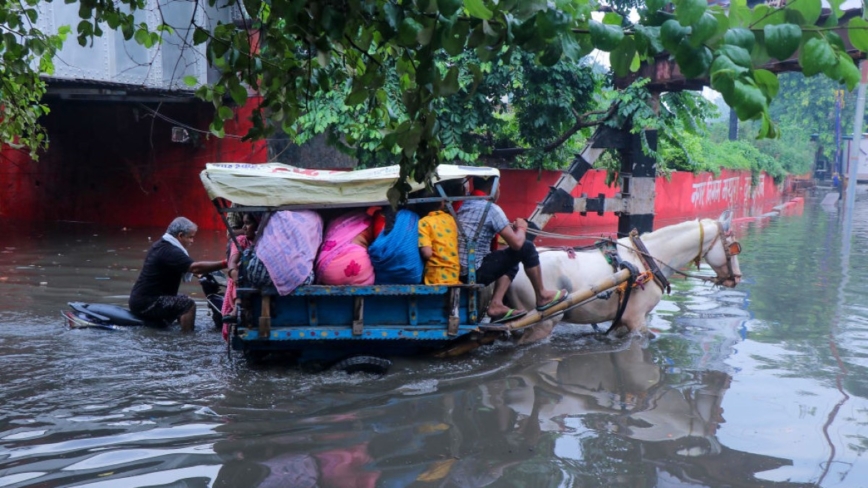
xmin=498 ymin=168 xmax=785 ymax=242
xmin=0 ymin=97 xmax=267 ymax=230
xmin=3 ymin=117 xmax=788 ymax=234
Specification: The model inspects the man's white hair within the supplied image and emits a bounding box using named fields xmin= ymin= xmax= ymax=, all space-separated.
xmin=166 ymin=217 xmax=197 ymax=237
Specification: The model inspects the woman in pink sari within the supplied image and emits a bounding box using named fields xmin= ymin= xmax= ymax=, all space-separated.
xmin=222 ymin=213 xmax=260 ymax=339
xmin=316 ymin=210 xmax=375 ymax=285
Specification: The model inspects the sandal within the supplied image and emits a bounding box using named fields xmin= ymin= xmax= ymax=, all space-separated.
xmin=491 ymin=308 xmax=528 ymax=324
xmin=536 ymin=289 xmax=568 ymax=312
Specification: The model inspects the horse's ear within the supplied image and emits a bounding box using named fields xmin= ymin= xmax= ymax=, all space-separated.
xmin=718 ymin=210 xmax=732 ymax=233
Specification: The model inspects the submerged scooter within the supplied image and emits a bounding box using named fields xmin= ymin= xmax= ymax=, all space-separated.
xmin=62 ymin=272 xmax=226 ymax=330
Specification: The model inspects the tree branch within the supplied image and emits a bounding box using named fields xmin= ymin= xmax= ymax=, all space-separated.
xmin=344 ymin=34 xmax=382 ymax=68
xmin=490 ymin=106 xmax=616 ymax=158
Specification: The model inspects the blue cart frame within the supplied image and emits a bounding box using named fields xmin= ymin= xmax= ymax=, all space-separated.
xmin=207 ymin=168 xmax=503 ymax=370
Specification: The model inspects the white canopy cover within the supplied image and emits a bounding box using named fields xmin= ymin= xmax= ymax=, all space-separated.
xmin=200 ymin=162 xmax=500 ymax=207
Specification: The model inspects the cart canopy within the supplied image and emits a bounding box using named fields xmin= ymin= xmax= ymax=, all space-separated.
xmin=200 ymin=163 xmax=500 ymax=207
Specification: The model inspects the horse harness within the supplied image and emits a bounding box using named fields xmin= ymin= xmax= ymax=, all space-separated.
xmin=586 ymin=219 xmax=741 ymax=334
xmin=692 ymin=220 xmax=742 ymax=286
xmin=596 ymin=232 xmax=670 ymax=334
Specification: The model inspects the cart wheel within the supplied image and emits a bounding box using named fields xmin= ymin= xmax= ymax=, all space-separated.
xmin=333 ymin=356 xmax=391 ymax=375
xmin=243 ymin=349 xmax=267 ymax=364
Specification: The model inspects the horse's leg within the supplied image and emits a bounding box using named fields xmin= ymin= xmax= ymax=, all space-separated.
xmin=515 ymin=318 xmax=560 ymax=345
xmin=607 ymin=317 xmax=644 ymax=338
xmin=610 ymin=289 xmax=661 ymax=335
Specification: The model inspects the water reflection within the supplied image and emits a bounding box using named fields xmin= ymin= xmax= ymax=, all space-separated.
xmin=502 ymin=339 xmax=815 ymax=487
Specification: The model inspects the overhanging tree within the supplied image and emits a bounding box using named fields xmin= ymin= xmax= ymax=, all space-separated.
xmin=2 ymin=0 xmax=867 ymax=200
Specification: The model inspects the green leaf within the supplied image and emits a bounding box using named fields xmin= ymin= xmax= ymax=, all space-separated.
xmin=750 ymin=4 xmax=786 ymax=28
xmin=827 ymin=31 xmax=846 ymax=52
xmin=439 ymin=0 xmax=462 ymax=17
xmin=732 ymin=79 xmax=765 ymax=120
xmin=710 ymin=53 xmax=747 ymax=87
xmin=832 ymin=53 xmax=860 ymax=90
xmin=675 ymin=0 xmax=706 ymax=27
xmin=398 ymin=17 xmax=423 ymax=46
xmin=689 ymin=12 xmax=718 ymax=47
xmin=753 ymin=69 xmax=779 ymax=99
xmin=210 ymin=120 xmax=226 ymax=138
xmin=229 ymin=82 xmax=247 ymax=105
xmin=134 ymin=28 xmax=149 ymax=46
xmin=193 ymin=26 xmax=209 ymax=45
xmin=218 ymin=105 xmax=234 ymax=121
xmin=345 ymin=84 xmax=369 ymax=106
xmin=675 ymin=42 xmax=712 ymax=78
xmin=661 ymin=19 xmax=689 ymax=52
xmin=760 ymin=112 xmax=777 ymax=139
xmin=710 ymin=53 xmax=744 ymax=77
xmin=723 ymin=27 xmax=754 ymax=52
xmin=589 ymin=20 xmax=624 ymax=51
xmin=610 ymin=37 xmax=637 ymax=77
xmin=848 ymin=17 xmax=868 ymax=53
xmin=751 ymin=31 xmax=771 ymax=65
xmin=440 ymin=21 xmax=469 ymax=55
xmin=383 ymin=3 xmax=401 ymax=31
xmin=763 ymin=23 xmax=801 ymax=60
xmin=602 ymin=12 xmax=622 ymax=26
xmin=539 ymin=38 xmax=563 ymax=66
xmin=397 ymin=122 xmax=422 ymax=157
xmin=716 ymin=44 xmax=752 ymax=68
xmin=828 ymin=0 xmax=846 ymax=19
xmin=439 ymin=66 xmax=459 ymax=96
xmin=182 ymin=75 xmax=197 ymax=87
xmin=799 ymin=36 xmax=836 ymax=76
xmin=729 ymin=0 xmax=752 ymax=28
xmin=786 ymin=0 xmax=820 ymax=26
xmin=646 ymin=0 xmax=667 ymax=13
xmin=634 ymin=25 xmax=663 ymax=56
xmin=464 ymin=0 xmax=493 ymax=20
xmin=121 ymin=23 xmax=134 ymax=40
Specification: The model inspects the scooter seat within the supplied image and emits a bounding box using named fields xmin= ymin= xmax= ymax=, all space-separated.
xmin=69 ymin=302 xmax=147 ymax=326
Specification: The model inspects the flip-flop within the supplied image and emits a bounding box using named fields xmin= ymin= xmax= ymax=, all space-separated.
xmin=491 ymin=308 xmax=528 ymax=324
xmin=536 ymin=289 xmax=568 ymax=312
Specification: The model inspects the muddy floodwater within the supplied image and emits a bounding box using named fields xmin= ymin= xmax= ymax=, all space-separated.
xmin=2 ymin=192 xmax=868 ymax=487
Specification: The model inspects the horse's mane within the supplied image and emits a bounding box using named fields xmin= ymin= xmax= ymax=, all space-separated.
xmin=638 ymin=218 xmax=719 ymax=244
xmin=536 ymin=217 xmax=716 ymax=253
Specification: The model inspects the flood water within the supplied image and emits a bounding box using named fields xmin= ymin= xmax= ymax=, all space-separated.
xmin=2 ymin=191 xmax=868 ymax=488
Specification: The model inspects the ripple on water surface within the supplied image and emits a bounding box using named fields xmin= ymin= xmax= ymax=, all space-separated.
xmin=5 ymin=207 xmax=868 ymax=486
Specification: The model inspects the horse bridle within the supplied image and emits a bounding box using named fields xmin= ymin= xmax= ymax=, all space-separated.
xmin=694 ymin=220 xmax=742 ymax=286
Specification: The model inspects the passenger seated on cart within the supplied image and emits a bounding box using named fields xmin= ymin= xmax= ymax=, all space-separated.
xmin=417 ymin=197 xmax=461 ymax=285
xmin=129 ymin=217 xmax=228 ymax=332
xmin=316 ymin=210 xmax=376 ymax=285
xmin=222 ymin=212 xmax=261 ymax=339
xmin=368 ymin=207 xmax=424 ymax=284
xmin=252 ymin=210 xmax=324 ymax=294
xmin=457 ymin=177 xmax=567 ymax=323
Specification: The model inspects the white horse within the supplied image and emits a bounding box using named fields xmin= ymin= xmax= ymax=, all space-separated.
xmin=506 ymin=211 xmax=742 ymax=342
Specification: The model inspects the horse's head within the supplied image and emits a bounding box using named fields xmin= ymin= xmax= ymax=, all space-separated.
xmin=698 ymin=210 xmax=742 ymax=287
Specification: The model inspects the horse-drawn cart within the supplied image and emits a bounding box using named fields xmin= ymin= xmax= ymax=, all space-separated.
xmin=201 ymin=163 xmax=741 ymax=373
xmin=201 ymin=164 xmax=624 ymax=372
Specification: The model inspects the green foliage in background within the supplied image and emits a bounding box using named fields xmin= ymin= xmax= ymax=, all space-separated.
xmin=4 ymin=0 xmax=867 ymax=200
xmin=288 ymin=50 xmax=602 ymax=171
xmin=656 ymin=103 xmax=815 ymax=184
